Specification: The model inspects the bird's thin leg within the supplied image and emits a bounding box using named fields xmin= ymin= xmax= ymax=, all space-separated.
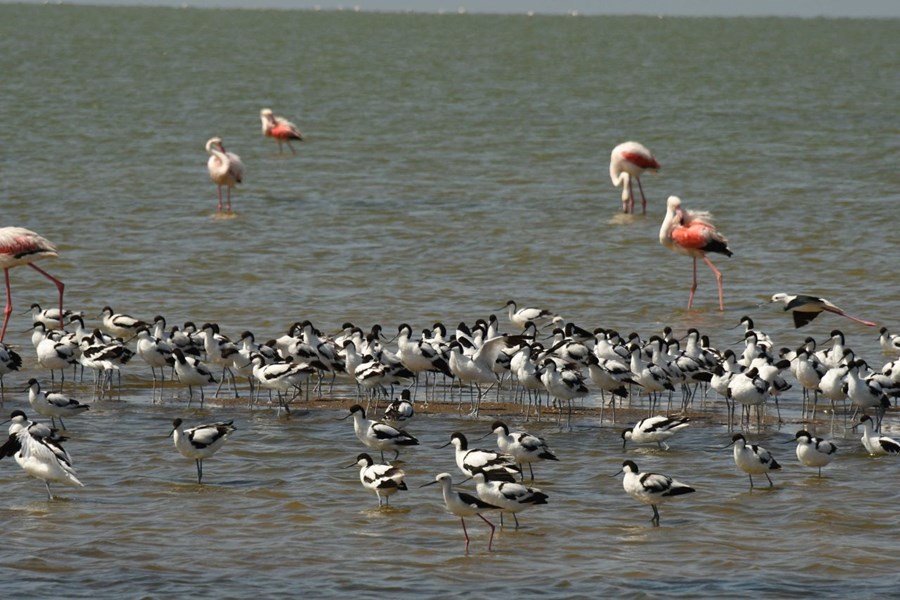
xmin=288 ymin=141 xmax=296 ymax=155
xmin=688 ymin=258 xmax=698 ymax=309
xmin=45 ymin=481 xmax=54 ymax=500
xmin=217 ymin=186 xmax=224 ymax=212
xmin=226 ymin=187 xmax=232 ymax=213
xmin=702 ymin=255 xmax=724 ymax=311
xmin=651 ymin=504 xmax=660 ymax=526
xmin=822 ymin=307 xmax=877 ymax=327
xmin=478 ymin=514 xmax=496 ymax=551
xmin=28 ymin=264 xmax=65 ymax=330
xmin=196 ymin=459 xmax=202 ymax=483
xmin=628 ymin=179 xmax=635 ymax=214
xmin=461 ymin=517 xmax=470 ymax=553
xmin=1 ymin=269 xmax=12 ymax=342
xmin=637 ymin=177 xmax=648 ymax=215
xmin=765 ymin=473 xmax=773 ymax=487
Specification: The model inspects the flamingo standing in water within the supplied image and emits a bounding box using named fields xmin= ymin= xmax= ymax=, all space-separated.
xmin=609 ymin=141 xmax=659 ymax=215
xmin=205 ymin=137 xmax=244 ymax=213
xmin=260 ymin=108 xmax=304 ymax=154
xmin=659 ymin=196 xmax=732 ymax=311
xmin=0 ymin=228 xmax=64 ymax=342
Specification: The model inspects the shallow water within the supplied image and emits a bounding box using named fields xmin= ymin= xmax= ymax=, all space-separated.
xmin=1 ymin=4 xmax=899 ymax=597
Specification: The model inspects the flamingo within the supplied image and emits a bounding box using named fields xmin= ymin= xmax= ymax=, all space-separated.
xmin=609 ymin=141 xmax=659 ymax=214
xmin=260 ymin=108 xmax=304 ymax=154
xmin=205 ymin=137 xmax=244 ymax=213
xmin=769 ymin=293 xmax=876 ymax=328
xmin=659 ymin=196 xmax=732 ymax=311
xmin=0 ymin=227 xmax=64 ymax=342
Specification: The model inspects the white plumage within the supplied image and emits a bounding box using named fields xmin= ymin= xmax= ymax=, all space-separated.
xmin=170 ymin=418 xmax=236 ymax=483
xmin=615 ymin=459 xmax=694 ymax=526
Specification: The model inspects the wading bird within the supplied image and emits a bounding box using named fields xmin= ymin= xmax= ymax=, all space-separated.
xmin=0 ymin=227 xmax=65 ymax=342
xmin=205 ymin=137 xmax=244 ymax=213
xmin=659 ymin=196 xmax=732 ymax=311
xmin=260 ymin=108 xmax=304 ymax=154
xmin=612 ymin=459 xmax=694 ymax=526
xmin=170 ymin=418 xmax=236 ymax=484
xmin=609 ymin=141 xmax=660 ymax=214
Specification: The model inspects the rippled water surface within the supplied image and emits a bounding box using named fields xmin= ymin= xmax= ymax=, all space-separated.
xmin=1 ymin=5 xmax=899 ymax=598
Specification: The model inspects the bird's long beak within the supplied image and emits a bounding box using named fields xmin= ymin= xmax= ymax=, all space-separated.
xmin=458 ymin=476 xmax=472 ymax=485
xmin=475 ymin=431 xmax=493 ymax=441
xmin=436 ymin=441 xmax=451 ymax=449
xmin=608 ymin=469 xmax=624 ymax=478
xmin=339 ymin=413 xmax=353 ymax=421
xmin=418 ymin=480 xmax=439 ymax=488
xmin=779 ymin=438 xmax=796 ymax=444
xmin=343 ymin=462 xmax=358 ymax=469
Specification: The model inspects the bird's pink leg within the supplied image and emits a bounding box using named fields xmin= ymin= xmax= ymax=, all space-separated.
xmin=217 ymin=186 xmax=223 ymax=212
xmin=460 ymin=517 xmax=470 ymax=553
xmin=1 ymin=269 xmax=12 ymax=342
xmin=636 ymin=177 xmax=647 ymax=215
xmin=702 ymin=255 xmax=724 ymax=311
xmin=822 ymin=307 xmax=876 ymax=327
xmin=28 ymin=263 xmax=65 ymax=329
xmin=478 ymin=513 xmax=496 ymax=551
xmin=226 ymin=187 xmax=232 ymax=213
xmin=627 ymin=179 xmax=635 ymax=214
xmin=288 ymin=140 xmax=297 ymax=155
xmin=687 ymin=258 xmax=698 ymax=309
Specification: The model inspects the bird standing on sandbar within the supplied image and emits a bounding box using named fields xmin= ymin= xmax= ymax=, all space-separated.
xmin=659 ymin=196 xmax=732 ymax=311
xmin=0 ymin=227 xmax=65 ymax=342
xmin=609 ymin=141 xmax=660 ymax=214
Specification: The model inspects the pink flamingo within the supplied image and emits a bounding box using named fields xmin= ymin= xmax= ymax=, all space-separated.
xmin=0 ymin=227 xmax=64 ymax=342
xmin=659 ymin=196 xmax=732 ymax=311
xmin=205 ymin=137 xmax=244 ymax=213
xmin=260 ymin=108 xmax=304 ymax=154
xmin=609 ymin=141 xmax=660 ymax=214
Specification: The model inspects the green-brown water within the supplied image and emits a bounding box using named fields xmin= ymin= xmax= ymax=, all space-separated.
xmin=1 ymin=5 xmax=899 ymax=597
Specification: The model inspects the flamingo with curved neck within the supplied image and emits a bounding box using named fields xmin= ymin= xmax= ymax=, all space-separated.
xmin=205 ymin=137 xmax=244 ymax=213
xmin=609 ymin=141 xmax=659 ymax=214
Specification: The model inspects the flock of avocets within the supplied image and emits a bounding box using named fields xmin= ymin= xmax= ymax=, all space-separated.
xmin=1 ymin=297 xmax=899 ymax=548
